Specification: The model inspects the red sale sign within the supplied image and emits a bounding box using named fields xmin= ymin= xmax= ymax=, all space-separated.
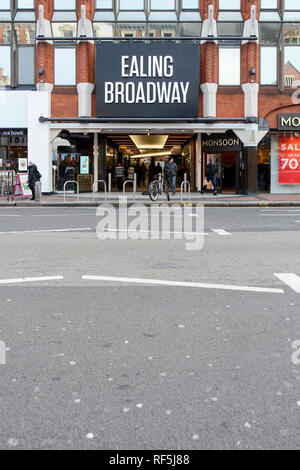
xmin=279 ymin=135 xmax=300 ymax=184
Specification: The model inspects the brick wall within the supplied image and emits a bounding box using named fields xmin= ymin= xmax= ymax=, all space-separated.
xmin=34 ymin=0 xmax=300 ymax=124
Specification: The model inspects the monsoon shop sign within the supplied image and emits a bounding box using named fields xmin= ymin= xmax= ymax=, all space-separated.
xmin=96 ymin=43 xmax=199 ymax=118
xmin=278 ymin=114 xmax=300 ymax=131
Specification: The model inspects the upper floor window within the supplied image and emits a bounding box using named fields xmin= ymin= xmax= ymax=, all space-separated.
xmin=219 ymin=0 xmax=240 ymax=10
xmin=54 ymin=0 xmax=76 ymax=9
xmin=182 ymin=0 xmax=199 ymax=8
xmin=96 ymin=0 xmax=113 ymax=7
xmin=118 ymin=0 xmax=146 ymax=21
xmin=18 ymin=0 xmax=35 ymax=8
xmin=0 ymin=20 xmax=35 ymax=87
xmin=284 ymin=0 xmax=300 ymax=21
xmin=260 ymin=0 xmax=278 ymax=8
xmin=149 ymin=0 xmax=177 ymax=21
xmin=53 ymin=0 xmax=77 ymax=21
xmin=219 ymin=46 xmax=241 ymax=85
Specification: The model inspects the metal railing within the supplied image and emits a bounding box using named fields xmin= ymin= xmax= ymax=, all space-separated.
xmin=181 ymin=179 xmax=191 ymax=203
xmin=123 ymin=179 xmax=136 ymax=200
xmin=93 ymin=180 xmax=107 ymax=201
xmin=64 ymin=180 xmax=79 ymax=202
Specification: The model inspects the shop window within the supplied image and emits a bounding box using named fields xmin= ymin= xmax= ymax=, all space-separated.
xmin=219 ymin=46 xmax=241 ymax=85
xmin=54 ymin=46 xmax=76 ymax=86
xmin=260 ymin=47 xmax=277 ymax=85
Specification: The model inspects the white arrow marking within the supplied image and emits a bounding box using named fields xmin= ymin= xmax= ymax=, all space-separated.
xmin=211 ymin=229 xmax=232 ymax=236
xmin=274 ymin=273 xmax=300 ymax=293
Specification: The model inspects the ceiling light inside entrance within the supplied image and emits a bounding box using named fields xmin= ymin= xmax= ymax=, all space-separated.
xmin=129 ymin=135 xmax=168 ymax=150
xmin=130 ymin=151 xmax=171 ymax=159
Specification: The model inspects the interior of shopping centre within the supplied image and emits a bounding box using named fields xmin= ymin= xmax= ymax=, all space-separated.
xmin=52 ymin=131 xmax=195 ymax=192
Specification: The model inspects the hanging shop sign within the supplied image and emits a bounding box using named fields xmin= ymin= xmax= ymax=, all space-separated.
xmin=202 ymin=132 xmax=242 ymax=153
xmin=80 ymin=155 xmax=89 ymax=175
xmin=278 ymin=114 xmax=300 ymax=131
xmin=13 ymin=174 xmax=32 ymax=199
xmin=278 ymin=135 xmax=300 ymax=184
xmin=96 ymin=43 xmax=200 ymax=118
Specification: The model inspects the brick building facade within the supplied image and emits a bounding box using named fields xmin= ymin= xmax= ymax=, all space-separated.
xmin=1 ymin=0 xmax=300 ymax=194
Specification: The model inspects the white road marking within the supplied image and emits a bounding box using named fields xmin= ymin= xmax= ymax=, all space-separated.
xmin=0 ymin=276 xmax=64 ymax=285
xmin=259 ymin=214 xmax=300 ymax=217
xmin=0 ymin=215 xmax=22 ymax=217
xmin=211 ymin=229 xmax=232 ymax=236
xmin=82 ymin=275 xmax=284 ymax=294
xmin=274 ymin=273 xmax=300 ymax=294
xmin=98 ymin=228 xmax=208 ymax=236
xmin=29 ymin=214 xmax=95 ymax=217
xmin=0 ymin=228 xmax=92 ymax=234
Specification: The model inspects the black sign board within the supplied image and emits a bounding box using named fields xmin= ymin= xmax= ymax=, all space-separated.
xmin=0 ymin=129 xmax=25 ymax=137
xmin=96 ymin=43 xmax=200 ymax=118
xmin=278 ymin=114 xmax=300 ymax=131
xmin=202 ymin=131 xmax=242 ymax=153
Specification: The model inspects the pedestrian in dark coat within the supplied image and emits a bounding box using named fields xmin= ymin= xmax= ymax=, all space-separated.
xmin=28 ymin=161 xmax=41 ymax=200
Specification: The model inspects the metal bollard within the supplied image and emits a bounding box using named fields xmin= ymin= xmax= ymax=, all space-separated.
xmin=35 ymin=181 xmax=42 ymax=202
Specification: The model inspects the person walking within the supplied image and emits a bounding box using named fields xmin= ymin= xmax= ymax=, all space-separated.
xmin=114 ymin=163 xmax=125 ymax=191
xmin=165 ymin=157 xmax=178 ymax=195
xmin=28 ymin=161 xmax=41 ymax=200
xmin=206 ymin=158 xmax=217 ymax=195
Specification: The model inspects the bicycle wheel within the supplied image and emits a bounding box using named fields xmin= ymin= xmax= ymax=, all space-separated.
xmin=148 ymin=182 xmax=159 ymax=201
xmin=164 ymin=183 xmax=170 ymax=201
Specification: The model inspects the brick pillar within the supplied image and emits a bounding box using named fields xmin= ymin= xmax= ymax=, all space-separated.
xmin=77 ymin=1 xmax=95 ymax=117
xmin=36 ymin=0 xmax=54 ymax=92
xmin=200 ymin=1 xmax=218 ymax=117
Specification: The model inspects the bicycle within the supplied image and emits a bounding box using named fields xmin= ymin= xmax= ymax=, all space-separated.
xmin=148 ymin=174 xmax=170 ymax=202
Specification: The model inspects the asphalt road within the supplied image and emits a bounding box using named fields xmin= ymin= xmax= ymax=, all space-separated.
xmin=0 ymin=207 xmax=299 ymax=450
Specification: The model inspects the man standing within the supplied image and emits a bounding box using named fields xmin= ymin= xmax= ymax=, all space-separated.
xmin=114 ymin=163 xmax=125 ymax=191
xmin=165 ymin=157 xmax=178 ymax=196
xmin=206 ymin=158 xmax=217 ymax=195
xmin=28 ymin=161 xmax=41 ymax=200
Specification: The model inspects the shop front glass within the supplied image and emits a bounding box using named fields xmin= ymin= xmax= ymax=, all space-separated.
xmin=258 ymin=134 xmax=271 ymax=191
xmin=0 ymin=129 xmax=27 ymax=173
xmin=52 ymin=132 xmax=93 ymax=192
xmin=269 ymin=132 xmax=300 ymax=194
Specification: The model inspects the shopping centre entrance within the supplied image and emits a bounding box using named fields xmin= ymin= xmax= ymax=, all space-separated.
xmin=52 ymin=130 xmax=196 ymax=192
